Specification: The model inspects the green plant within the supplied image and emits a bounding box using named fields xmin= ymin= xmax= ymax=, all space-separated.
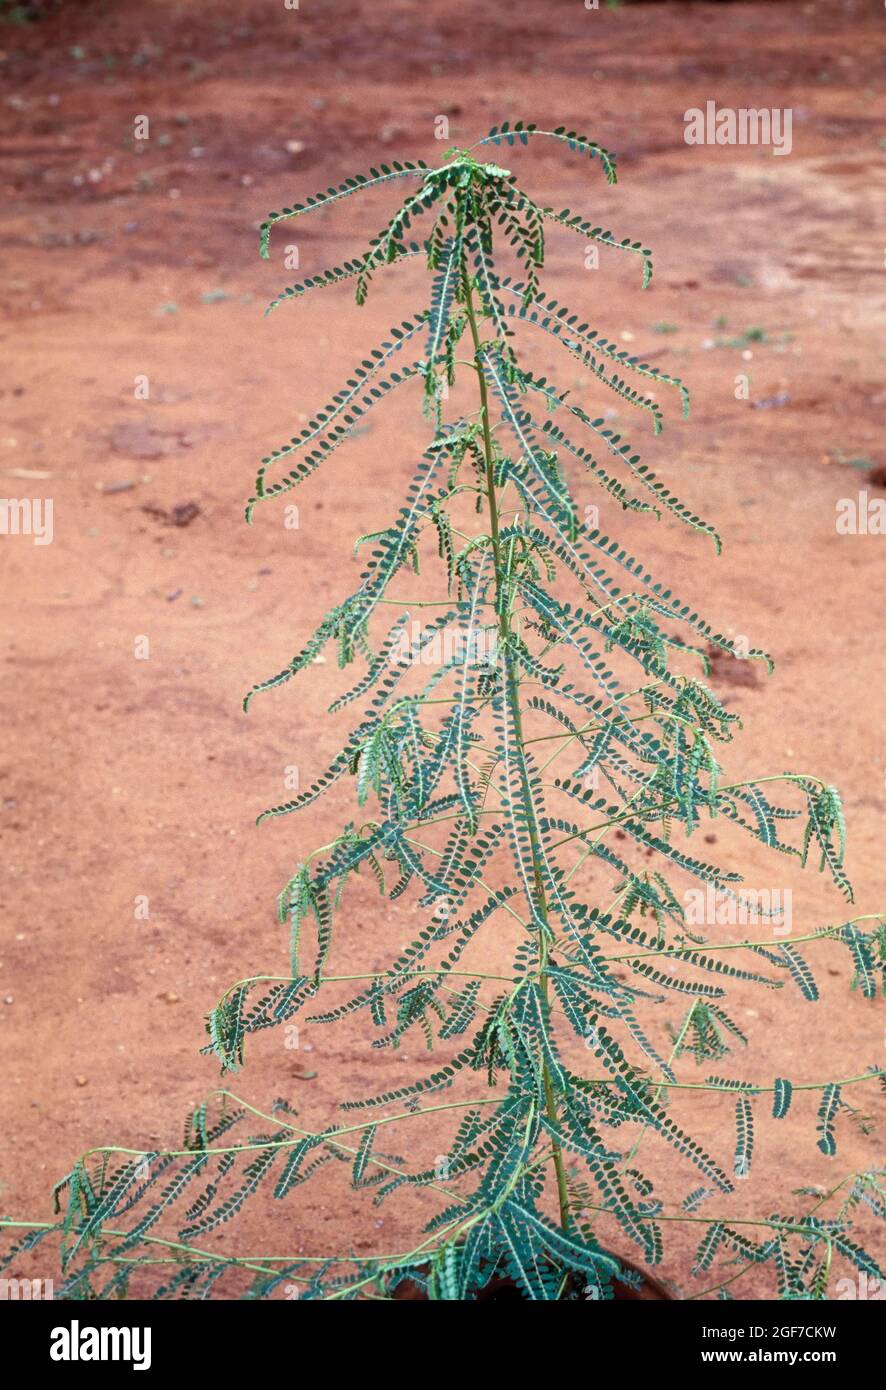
xmin=4 ymin=121 xmax=885 ymax=1301
xmin=0 ymin=0 xmax=63 ymax=23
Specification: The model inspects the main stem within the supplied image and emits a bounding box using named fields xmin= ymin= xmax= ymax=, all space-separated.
xmin=464 ymin=269 xmax=571 ymax=1233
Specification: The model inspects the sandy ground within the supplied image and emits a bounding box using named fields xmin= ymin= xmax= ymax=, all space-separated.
xmin=1 ymin=0 xmax=885 ymax=1298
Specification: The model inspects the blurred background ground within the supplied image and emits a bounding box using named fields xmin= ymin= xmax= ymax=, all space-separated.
xmin=1 ymin=0 xmax=885 ymax=1297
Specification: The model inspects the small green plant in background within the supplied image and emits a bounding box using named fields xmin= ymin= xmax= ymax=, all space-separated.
xmin=827 ymin=447 xmax=876 ymax=473
xmin=4 ymin=122 xmax=884 ymax=1300
xmin=0 ymin=0 xmax=64 ymax=23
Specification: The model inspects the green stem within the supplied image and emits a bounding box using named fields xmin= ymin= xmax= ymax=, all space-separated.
xmin=463 ymin=261 xmax=570 ymax=1232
